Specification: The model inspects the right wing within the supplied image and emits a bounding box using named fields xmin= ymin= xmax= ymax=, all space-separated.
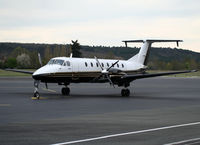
xmin=121 ymin=70 xmax=197 ymax=82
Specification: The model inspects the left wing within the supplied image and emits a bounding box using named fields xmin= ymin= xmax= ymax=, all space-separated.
xmin=4 ymin=69 xmax=34 ymax=74
xmin=121 ymin=70 xmax=197 ymax=82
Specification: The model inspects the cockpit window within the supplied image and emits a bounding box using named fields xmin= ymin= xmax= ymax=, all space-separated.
xmin=47 ymin=59 xmax=54 ymax=65
xmin=47 ymin=59 xmax=64 ymax=65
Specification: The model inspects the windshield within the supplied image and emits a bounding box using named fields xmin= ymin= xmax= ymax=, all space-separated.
xmin=47 ymin=59 xmax=64 ymax=65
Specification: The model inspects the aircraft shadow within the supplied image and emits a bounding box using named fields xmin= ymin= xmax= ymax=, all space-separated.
xmin=15 ymin=92 xmax=200 ymax=101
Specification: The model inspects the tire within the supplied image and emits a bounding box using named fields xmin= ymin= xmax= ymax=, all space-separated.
xmin=62 ymin=87 xmax=70 ymax=95
xmin=121 ymin=89 xmax=130 ymax=97
xmin=34 ymin=92 xmax=40 ymax=99
xmin=125 ymin=89 xmax=130 ymax=97
xmin=121 ymin=89 xmax=126 ymax=97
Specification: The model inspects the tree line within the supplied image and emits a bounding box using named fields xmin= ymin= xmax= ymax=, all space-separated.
xmin=0 ymin=41 xmax=199 ymax=70
xmin=0 ymin=40 xmax=82 ymax=69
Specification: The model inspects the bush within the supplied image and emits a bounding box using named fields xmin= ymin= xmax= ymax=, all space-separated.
xmin=5 ymin=58 xmax=17 ymax=68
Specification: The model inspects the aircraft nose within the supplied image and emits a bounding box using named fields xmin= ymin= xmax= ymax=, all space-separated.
xmin=32 ymin=66 xmax=48 ymax=80
xmin=32 ymin=65 xmax=58 ymax=80
xmin=32 ymin=69 xmax=42 ymax=80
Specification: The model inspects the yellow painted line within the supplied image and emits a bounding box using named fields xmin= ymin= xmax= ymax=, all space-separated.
xmin=31 ymin=97 xmax=48 ymax=100
xmin=0 ymin=104 xmax=11 ymax=107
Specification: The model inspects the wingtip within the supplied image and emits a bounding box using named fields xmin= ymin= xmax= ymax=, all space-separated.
xmin=191 ymin=70 xmax=198 ymax=72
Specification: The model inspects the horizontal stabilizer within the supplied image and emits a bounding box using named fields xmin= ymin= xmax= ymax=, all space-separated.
xmin=122 ymin=39 xmax=183 ymax=47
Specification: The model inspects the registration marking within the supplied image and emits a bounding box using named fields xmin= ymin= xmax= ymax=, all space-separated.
xmin=52 ymin=122 xmax=200 ymax=145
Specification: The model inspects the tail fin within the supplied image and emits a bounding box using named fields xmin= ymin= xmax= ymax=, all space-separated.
xmin=123 ymin=39 xmax=183 ymax=65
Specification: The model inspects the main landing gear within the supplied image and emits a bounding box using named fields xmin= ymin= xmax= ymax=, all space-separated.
xmin=120 ymin=82 xmax=130 ymax=97
xmin=121 ymin=88 xmax=130 ymax=97
xmin=61 ymin=86 xmax=70 ymax=96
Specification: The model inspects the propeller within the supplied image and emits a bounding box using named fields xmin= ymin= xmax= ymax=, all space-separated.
xmin=38 ymin=53 xmax=43 ymax=67
xmin=38 ymin=53 xmax=50 ymax=90
xmin=94 ymin=56 xmax=119 ymax=87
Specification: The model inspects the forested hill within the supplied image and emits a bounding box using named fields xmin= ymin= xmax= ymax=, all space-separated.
xmin=0 ymin=42 xmax=199 ymax=70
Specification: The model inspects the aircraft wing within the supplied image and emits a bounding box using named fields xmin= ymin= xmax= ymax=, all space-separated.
xmin=121 ymin=70 xmax=197 ymax=82
xmin=4 ymin=69 xmax=34 ymax=74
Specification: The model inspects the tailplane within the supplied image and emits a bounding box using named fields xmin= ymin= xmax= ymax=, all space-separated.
xmin=123 ymin=39 xmax=183 ymax=65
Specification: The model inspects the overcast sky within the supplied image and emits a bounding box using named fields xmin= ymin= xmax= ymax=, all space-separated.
xmin=0 ymin=0 xmax=200 ymax=52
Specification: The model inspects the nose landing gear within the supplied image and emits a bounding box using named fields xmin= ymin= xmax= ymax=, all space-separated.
xmin=33 ymin=80 xmax=40 ymax=99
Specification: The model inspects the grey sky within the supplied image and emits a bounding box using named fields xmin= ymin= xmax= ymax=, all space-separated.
xmin=0 ymin=0 xmax=200 ymax=52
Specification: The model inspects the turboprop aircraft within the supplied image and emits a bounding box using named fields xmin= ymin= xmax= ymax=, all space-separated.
xmin=5 ymin=39 xmax=197 ymax=99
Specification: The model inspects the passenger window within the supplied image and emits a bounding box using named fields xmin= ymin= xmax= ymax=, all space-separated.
xmin=101 ymin=63 xmax=104 ymax=67
xmin=96 ymin=63 xmax=99 ymax=67
xmin=107 ymin=63 xmax=109 ymax=67
xmin=85 ymin=62 xmax=88 ymax=67
xmin=91 ymin=62 xmax=93 ymax=67
xmin=122 ymin=64 xmax=124 ymax=68
xmin=66 ymin=61 xmax=70 ymax=66
xmin=117 ymin=64 xmax=119 ymax=68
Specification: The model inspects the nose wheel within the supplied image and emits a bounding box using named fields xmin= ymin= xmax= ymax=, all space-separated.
xmin=61 ymin=87 xmax=70 ymax=95
xmin=34 ymin=91 xmax=40 ymax=99
xmin=121 ymin=88 xmax=130 ymax=97
xmin=33 ymin=80 xmax=40 ymax=99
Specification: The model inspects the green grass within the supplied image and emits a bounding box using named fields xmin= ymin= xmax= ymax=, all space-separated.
xmin=0 ymin=69 xmax=34 ymax=77
xmin=147 ymin=70 xmax=200 ymax=77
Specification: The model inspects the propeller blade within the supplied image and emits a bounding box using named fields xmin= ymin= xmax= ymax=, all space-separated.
xmin=107 ymin=60 xmax=119 ymax=71
xmin=45 ymin=82 xmax=48 ymax=89
xmin=70 ymin=53 xmax=73 ymax=58
xmin=94 ymin=56 xmax=103 ymax=70
xmin=38 ymin=53 xmax=43 ymax=67
xmin=106 ymin=74 xmax=115 ymax=88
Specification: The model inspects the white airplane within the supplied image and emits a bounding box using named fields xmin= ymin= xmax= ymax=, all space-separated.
xmin=5 ymin=39 xmax=196 ymax=99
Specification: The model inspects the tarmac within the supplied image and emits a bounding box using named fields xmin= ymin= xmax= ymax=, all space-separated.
xmin=0 ymin=77 xmax=200 ymax=145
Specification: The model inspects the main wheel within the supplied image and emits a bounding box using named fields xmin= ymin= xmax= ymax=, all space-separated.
xmin=61 ymin=87 xmax=70 ymax=95
xmin=34 ymin=91 xmax=40 ymax=99
xmin=125 ymin=89 xmax=130 ymax=97
xmin=121 ymin=89 xmax=130 ymax=97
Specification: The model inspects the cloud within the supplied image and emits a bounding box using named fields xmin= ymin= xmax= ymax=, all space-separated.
xmin=0 ymin=0 xmax=200 ymax=52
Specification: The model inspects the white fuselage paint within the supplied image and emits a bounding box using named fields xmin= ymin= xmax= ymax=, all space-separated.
xmin=33 ymin=57 xmax=145 ymax=77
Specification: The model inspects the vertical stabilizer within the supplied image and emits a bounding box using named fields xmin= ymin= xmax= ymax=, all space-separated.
xmin=136 ymin=41 xmax=152 ymax=65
